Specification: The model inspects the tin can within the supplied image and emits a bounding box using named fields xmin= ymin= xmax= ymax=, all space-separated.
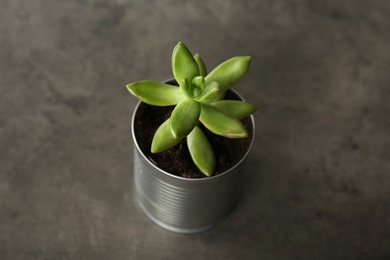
xmin=131 ymin=81 xmax=255 ymax=233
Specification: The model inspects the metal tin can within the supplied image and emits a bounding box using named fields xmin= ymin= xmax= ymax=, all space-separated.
xmin=131 ymin=82 xmax=255 ymax=233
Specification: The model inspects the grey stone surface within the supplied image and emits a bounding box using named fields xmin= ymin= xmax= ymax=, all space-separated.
xmin=1 ymin=0 xmax=390 ymax=259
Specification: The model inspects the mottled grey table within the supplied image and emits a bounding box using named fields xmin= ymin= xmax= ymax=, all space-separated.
xmin=1 ymin=0 xmax=389 ymax=259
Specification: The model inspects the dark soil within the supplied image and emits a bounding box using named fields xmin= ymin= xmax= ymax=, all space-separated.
xmin=133 ymin=88 xmax=254 ymax=178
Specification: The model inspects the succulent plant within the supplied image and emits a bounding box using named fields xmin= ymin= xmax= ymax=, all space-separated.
xmin=127 ymin=42 xmax=256 ymax=177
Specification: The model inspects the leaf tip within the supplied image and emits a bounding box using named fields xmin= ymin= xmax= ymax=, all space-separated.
xmin=203 ymin=171 xmax=212 ymax=177
xmin=125 ymin=83 xmax=134 ymax=92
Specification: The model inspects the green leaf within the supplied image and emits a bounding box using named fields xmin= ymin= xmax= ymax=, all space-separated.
xmin=194 ymin=81 xmax=221 ymax=103
xmin=200 ymin=103 xmax=248 ymax=138
xmin=126 ymin=80 xmax=185 ymax=106
xmin=192 ymin=87 xmax=202 ymax=98
xmin=187 ymin=126 xmax=215 ymax=176
xmin=210 ymin=100 xmax=257 ymax=119
xmin=179 ymin=78 xmax=193 ymax=98
xmin=205 ymin=56 xmax=251 ymax=93
xmin=191 ymin=76 xmax=205 ymax=91
xmin=170 ymin=98 xmax=200 ymax=139
xmin=172 ymin=42 xmax=199 ymax=83
xmin=191 ymin=76 xmax=205 ymax=98
xmin=151 ymin=118 xmax=182 ymax=153
xmin=194 ymin=53 xmax=207 ymax=77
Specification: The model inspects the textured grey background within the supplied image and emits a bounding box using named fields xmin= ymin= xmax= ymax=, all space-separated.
xmin=1 ymin=0 xmax=390 ymax=259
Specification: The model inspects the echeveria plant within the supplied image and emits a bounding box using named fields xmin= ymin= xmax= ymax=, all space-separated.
xmin=127 ymin=42 xmax=256 ymax=177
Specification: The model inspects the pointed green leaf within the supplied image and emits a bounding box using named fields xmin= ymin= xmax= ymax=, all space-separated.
xmin=172 ymin=42 xmax=199 ymax=83
xmin=151 ymin=118 xmax=182 ymax=153
xmin=170 ymin=98 xmax=200 ymax=139
xmin=200 ymin=103 xmax=248 ymax=138
xmin=194 ymin=53 xmax=207 ymax=77
xmin=187 ymin=126 xmax=215 ymax=176
xmin=210 ymin=100 xmax=257 ymax=119
xmin=194 ymin=81 xmax=221 ymax=103
xmin=126 ymin=80 xmax=185 ymax=106
xmin=205 ymin=56 xmax=251 ymax=93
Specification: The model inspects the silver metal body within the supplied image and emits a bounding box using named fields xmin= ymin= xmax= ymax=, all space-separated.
xmin=131 ymin=91 xmax=255 ymax=234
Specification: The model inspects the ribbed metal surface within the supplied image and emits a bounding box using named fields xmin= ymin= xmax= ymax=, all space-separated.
xmin=131 ymin=90 xmax=255 ymax=233
xmin=133 ymin=146 xmax=241 ymax=233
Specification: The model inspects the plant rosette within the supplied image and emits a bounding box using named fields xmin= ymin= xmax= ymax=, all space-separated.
xmin=127 ymin=42 xmax=256 ymax=233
